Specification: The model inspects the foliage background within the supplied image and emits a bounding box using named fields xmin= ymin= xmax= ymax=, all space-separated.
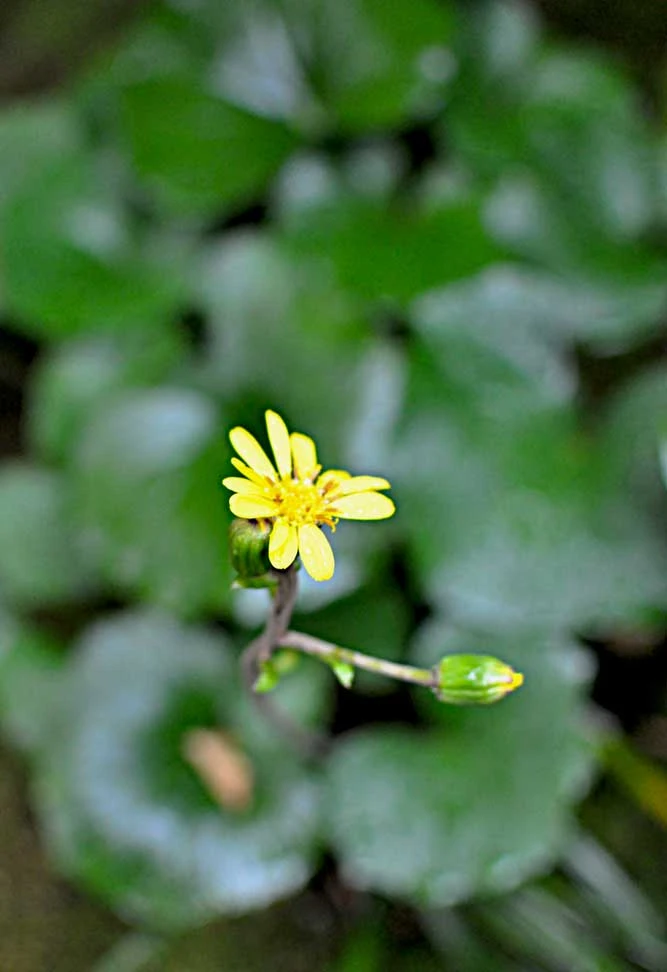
xmin=1 ymin=0 xmax=667 ymax=968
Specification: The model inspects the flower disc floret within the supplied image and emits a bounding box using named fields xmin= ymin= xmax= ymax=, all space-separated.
xmin=223 ymin=410 xmax=395 ymax=581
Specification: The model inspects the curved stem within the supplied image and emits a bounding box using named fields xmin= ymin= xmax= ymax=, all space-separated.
xmin=240 ymin=568 xmax=329 ymax=759
xmin=278 ymin=630 xmax=436 ymax=690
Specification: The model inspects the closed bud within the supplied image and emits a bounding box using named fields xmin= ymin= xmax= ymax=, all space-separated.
xmin=433 ymin=654 xmax=524 ymax=706
xmin=229 ymin=518 xmax=272 ymax=580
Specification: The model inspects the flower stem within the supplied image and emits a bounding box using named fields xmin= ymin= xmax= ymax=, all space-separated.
xmin=278 ymin=630 xmax=436 ymax=690
xmin=240 ymin=568 xmax=328 ymax=759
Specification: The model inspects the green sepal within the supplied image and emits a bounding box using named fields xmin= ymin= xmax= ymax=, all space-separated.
xmin=432 ymin=653 xmax=523 ymax=706
xmin=232 ymin=574 xmax=278 ymax=591
xmin=229 ymin=518 xmax=272 ymax=580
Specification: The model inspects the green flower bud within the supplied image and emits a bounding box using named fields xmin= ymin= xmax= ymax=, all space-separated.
xmin=432 ymin=654 xmax=524 ymax=706
xmin=229 ymin=518 xmax=272 ymax=580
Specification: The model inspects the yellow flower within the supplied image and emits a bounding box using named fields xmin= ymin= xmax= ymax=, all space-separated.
xmin=223 ymin=410 xmax=395 ymax=582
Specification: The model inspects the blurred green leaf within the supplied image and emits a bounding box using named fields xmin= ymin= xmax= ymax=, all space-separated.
xmin=0 ymin=620 xmax=66 ymax=756
xmin=473 ymin=884 xmax=630 ymax=972
xmin=0 ymin=99 xmax=83 ymax=216
xmin=485 ymin=171 xmax=667 ymax=281
xmin=521 ymin=49 xmax=658 ymax=242
xmin=71 ymin=387 xmax=231 ymax=615
xmin=465 ymin=0 xmax=542 ymax=84
xmin=392 ymin=348 xmax=667 ymax=628
xmin=27 ymin=331 xmax=188 ymax=464
xmin=294 ymin=580 xmax=411 ymax=695
xmin=297 ymin=0 xmax=457 ymax=131
xmin=411 ymin=263 xmax=667 ymax=357
xmin=0 ymin=462 xmax=97 ymax=608
xmin=35 ymin=610 xmax=321 ymax=930
xmin=422 ymin=907 xmax=526 ymax=972
xmin=120 ymin=76 xmax=298 ymax=217
xmin=0 ymin=156 xmax=185 ymax=336
xmin=325 ymin=625 xmax=594 ymax=905
xmin=194 ymin=0 xmax=456 ymax=133
xmin=197 ymin=232 xmax=375 ymax=457
xmin=450 ymin=37 xmax=660 ymax=238
xmin=408 ymin=268 xmax=575 ymax=416
xmin=448 ymin=31 xmax=665 ymax=286
xmin=564 ymin=835 xmax=667 ymax=970
xmin=600 ymin=364 xmax=667 ymax=509
xmin=278 ymin=179 xmax=502 ymax=304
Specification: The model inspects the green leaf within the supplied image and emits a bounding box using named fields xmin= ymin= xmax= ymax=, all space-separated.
xmin=0 ymin=619 xmax=67 ymax=756
xmin=71 ymin=388 xmax=232 ymax=615
xmin=35 ymin=610 xmax=321 ymax=930
xmin=206 ymin=0 xmax=455 ymax=133
xmin=393 ymin=349 xmax=667 ymax=629
xmin=600 ymin=363 xmax=667 ymax=508
xmin=0 ymin=99 xmax=83 ymax=218
xmin=472 ymin=884 xmax=634 ymax=972
xmin=27 ymin=331 xmax=187 ymax=463
xmin=254 ymin=660 xmax=281 ymax=694
xmin=408 ymin=268 xmax=575 ymax=418
xmin=410 ymin=263 xmax=667 ymax=357
xmin=278 ymin=178 xmax=501 ymax=304
xmin=0 ymin=157 xmax=184 ymax=337
xmin=329 ymin=660 xmax=356 ymax=690
xmin=448 ymin=34 xmax=665 ymax=285
xmin=520 ymin=49 xmax=658 ymax=242
xmin=485 ymin=171 xmax=667 ymax=282
xmin=197 ymin=233 xmax=378 ymax=461
xmin=0 ymin=462 xmax=96 ymax=608
xmin=325 ymin=625 xmax=594 ymax=905
xmin=450 ymin=38 xmax=659 ymax=242
xmin=120 ymin=76 xmax=298 ymax=217
xmin=305 ymin=0 xmax=457 ymax=131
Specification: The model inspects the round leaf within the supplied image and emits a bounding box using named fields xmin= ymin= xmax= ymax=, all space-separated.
xmin=35 ymin=611 xmax=321 ymax=930
xmin=393 ymin=352 xmax=667 ymax=629
xmin=325 ymin=625 xmax=594 ymax=905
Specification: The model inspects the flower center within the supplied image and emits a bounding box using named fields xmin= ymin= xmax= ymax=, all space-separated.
xmin=272 ymin=479 xmax=334 ymax=527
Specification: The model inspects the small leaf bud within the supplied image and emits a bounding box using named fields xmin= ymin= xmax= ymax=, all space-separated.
xmin=253 ymin=650 xmax=301 ymax=693
xmin=327 ymin=658 xmax=355 ymax=689
xmin=433 ymin=653 xmax=524 ymax=705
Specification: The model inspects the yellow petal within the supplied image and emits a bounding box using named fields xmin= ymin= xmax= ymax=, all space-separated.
xmin=266 ymin=410 xmax=292 ymax=479
xmin=230 ymin=458 xmax=269 ymax=487
xmin=229 ymin=427 xmax=276 ymax=480
xmin=330 ymin=492 xmax=395 ymax=520
xmin=222 ymin=477 xmax=269 ymax=496
xmin=317 ymin=469 xmax=351 ymax=491
xmin=297 ymin=524 xmax=335 ymax=581
xmin=268 ymin=521 xmax=298 ymax=570
xmin=332 ymin=475 xmax=391 ymax=496
xmin=290 ymin=432 xmax=320 ymax=481
xmin=229 ymin=494 xmax=279 ymax=519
